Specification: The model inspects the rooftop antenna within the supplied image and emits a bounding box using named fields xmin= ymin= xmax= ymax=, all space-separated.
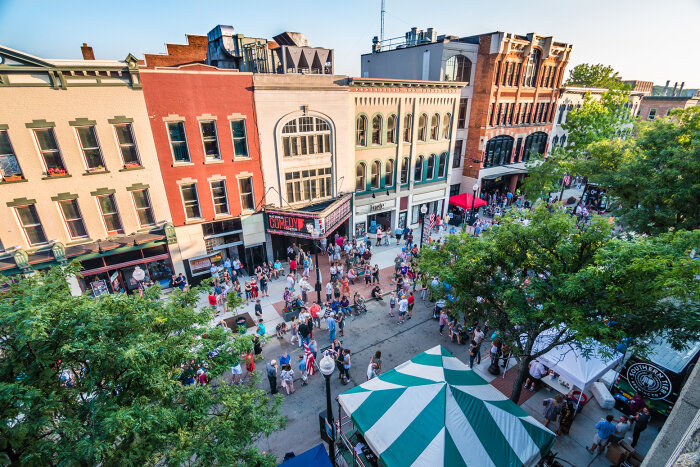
xmin=380 ymin=0 xmax=386 ymax=46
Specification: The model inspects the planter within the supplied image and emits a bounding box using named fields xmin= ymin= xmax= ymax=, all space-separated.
xmin=124 ymin=163 xmax=141 ymax=169
xmin=48 ymin=172 xmax=68 ymax=177
xmin=3 ymin=175 xmax=22 ymax=182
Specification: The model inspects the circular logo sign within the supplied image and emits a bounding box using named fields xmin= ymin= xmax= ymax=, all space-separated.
xmin=627 ymin=362 xmax=672 ymax=400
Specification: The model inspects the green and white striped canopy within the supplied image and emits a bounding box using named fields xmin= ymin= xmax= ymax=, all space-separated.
xmin=337 ymin=346 xmax=556 ymax=467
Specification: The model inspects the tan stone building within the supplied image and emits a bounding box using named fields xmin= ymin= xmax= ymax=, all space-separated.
xmin=0 ymin=45 xmax=174 ymax=295
xmin=350 ymin=78 xmax=463 ymax=237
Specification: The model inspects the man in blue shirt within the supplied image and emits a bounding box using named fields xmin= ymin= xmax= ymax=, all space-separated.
xmin=587 ymin=414 xmax=616 ymax=454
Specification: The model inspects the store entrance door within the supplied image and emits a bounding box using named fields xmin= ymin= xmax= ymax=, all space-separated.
xmin=368 ymin=211 xmax=393 ymax=234
xmin=244 ymin=244 xmax=267 ymax=275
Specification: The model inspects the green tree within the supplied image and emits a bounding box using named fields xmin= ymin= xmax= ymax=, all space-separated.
xmin=419 ymin=206 xmax=699 ymax=404
xmin=588 ymin=106 xmax=700 ymax=234
xmin=0 ymin=265 xmax=285 ymax=466
xmin=565 ymin=63 xmax=630 ymax=90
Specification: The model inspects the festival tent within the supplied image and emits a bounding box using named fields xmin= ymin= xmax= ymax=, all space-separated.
xmin=529 ymin=328 xmax=623 ymax=391
xmin=337 ymin=346 xmax=556 ymax=467
xmin=449 ymin=193 xmax=487 ymax=210
xmin=277 ymin=444 xmax=333 ymax=467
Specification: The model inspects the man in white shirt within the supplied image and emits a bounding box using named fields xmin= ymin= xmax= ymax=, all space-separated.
xmin=609 ymin=415 xmax=630 ymax=444
xmin=525 ymin=359 xmax=547 ymax=392
xmin=398 ymin=296 xmax=408 ymax=324
xmin=472 ymin=326 xmax=485 ymax=364
xmin=233 ymin=257 xmax=242 ymax=275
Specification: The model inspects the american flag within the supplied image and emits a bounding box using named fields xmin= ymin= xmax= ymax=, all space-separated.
xmin=304 ymin=342 xmax=316 ymax=376
xmin=428 ymin=212 xmax=436 ymax=230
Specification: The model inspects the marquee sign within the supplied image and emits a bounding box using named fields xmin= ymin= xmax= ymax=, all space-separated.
xmin=265 ymin=195 xmax=352 ymax=239
xmin=626 ymin=362 xmax=672 ymax=400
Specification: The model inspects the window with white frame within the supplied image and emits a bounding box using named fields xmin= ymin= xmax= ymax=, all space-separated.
xmin=114 ymin=124 xmax=140 ymax=166
xmin=444 ymin=55 xmax=472 ymax=83
xmin=282 ymin=117 xmax=331 ymax=156
xmin=385 ymin=159 xmax=395 ymax=187
xmin=414 ymin=155 xmax=424 ymax=182
xmin=387 ymin=114 xmax=397 ymax=144
xmin=238 ymin=177 xmax=254 ymax=212
xmin=430 ymin=114 xmax=440 ymax=140
xmin=231 ymin=119 xmax=249 ymax=158
xmin=96 ymin=194 xmax=124 ymax=234
xmin=75 ymin=126 xmax=105 ymax=171
xmin=356 ymin=163 xmax=366 ymax=191
xmin=200 ymin=120 xmax=220 ymax=160
xmin=355 ymin=115 xmax=367 ymax=147
xmin=403 ymin=114 xmax=412 ymax=142
xmin=457 ymin=99 xmax=468 ymax=129
xmin=438 ymin=152 xmax=447 ymax=178
xmin=370 ymin=160 xmax=381 ymax=189
xmin=285 ymin=167 xmax=332 ymax=204
xmin=648 ymin=108 xmax=657 ymax=120
xmin=426 ymin=154 xmax=436 ymax=179
xmin=400 ymin=156 xmax=410 ymax=184
xmin=33 ymin=128 xmax=67 ymax=175
xmin=0 ymin=130 xmax=23 ymax=179
xmin=180 ymin=184 xmax=201 ymax=220
xmin=131 ymin=189 xmax=156 ymax=227
xmin=15 ymin=204 xmax=47 ymax=246
xmin=58 ymin=199 xmax=88 ymax=239
xmin=371 ymin=115 xmax=382 ymax=145
xmin=442 ymin=113 xmax=451 ymax=139
xmin=167 ymin=122 xmax=190 ymax=162
xmin=210 ymin=180 xmax=229 ymax=215
xmin=418 ymin=114 xmax=427 ymax=141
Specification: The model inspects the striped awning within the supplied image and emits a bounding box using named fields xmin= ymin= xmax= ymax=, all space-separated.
xmin=338 ymin=346 xmax=556 ymax=467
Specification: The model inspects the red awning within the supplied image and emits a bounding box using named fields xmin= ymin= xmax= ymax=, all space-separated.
xmin=449 ymin=193 xmax=486 ymax=210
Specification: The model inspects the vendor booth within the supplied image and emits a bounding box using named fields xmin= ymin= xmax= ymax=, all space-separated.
xmin=336 ymin=346 xmax=555 ymax=467
xmin=448 ymin=193 xmax=486 ymax=225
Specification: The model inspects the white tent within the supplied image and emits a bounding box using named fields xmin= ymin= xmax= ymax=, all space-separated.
xmin=530 ymin=328 xmax=623 ymax=391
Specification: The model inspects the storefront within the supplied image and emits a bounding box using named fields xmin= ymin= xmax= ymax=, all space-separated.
xmin=265 ymin=195 xmax=352 ymax=260
xmin=353 ymin=199 xmax=398 ymax=237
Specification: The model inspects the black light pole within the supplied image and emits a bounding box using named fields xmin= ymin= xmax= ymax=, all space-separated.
xmin=469 ymin=183 xmax=479 ymax=225
xmin=418 ymin=204 xmax=428 ymax=249
xmin=306 ymin=224 xmax=323 ymax=304
xmin=319 ymin=354 xmax=336 ymax=466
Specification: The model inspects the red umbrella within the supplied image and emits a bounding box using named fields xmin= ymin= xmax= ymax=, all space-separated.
xmin=449 ymin=193 xmax=486 ymax=210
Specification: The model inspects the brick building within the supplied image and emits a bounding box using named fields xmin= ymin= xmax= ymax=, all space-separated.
xmin=139 ymin=64 xmax=266 ymax=282
xmin=637 ymin=92 xmax=700 ymax=121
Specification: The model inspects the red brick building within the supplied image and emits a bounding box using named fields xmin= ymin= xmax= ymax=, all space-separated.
xmin=139 ymin=65 xmax=267 ymax=281
xmin=464 ymin=32 xmax=572 ymax=195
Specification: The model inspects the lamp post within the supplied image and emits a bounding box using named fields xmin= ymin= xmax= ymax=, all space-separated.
xmin=418 ymin=204 xmax=428 ymax=249
xmin=319 ymin=354 xmax=336 ymax=466
xmin=306 ymin=224 xmax=323 ymax=304
xmin=469 ymin=183 xmax=479 ymax=226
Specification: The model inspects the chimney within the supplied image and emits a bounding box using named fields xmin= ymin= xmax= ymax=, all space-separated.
xmin=663 ymin=80 xmax=670 ymax=96
xmin=678 ymin=82 xmax=685 ymax=96
xmin=671 ymin=82 xmax=678 ymax=96
xmin=81 ymin=43 xmax=95 ymax=60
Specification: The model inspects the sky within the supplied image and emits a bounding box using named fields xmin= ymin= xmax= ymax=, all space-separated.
xmin=1 ymin=0 xmax=699 ymax=88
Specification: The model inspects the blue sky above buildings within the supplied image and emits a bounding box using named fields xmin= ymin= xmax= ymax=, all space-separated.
xmin=1 ymin=0 xmax=698 ymax=87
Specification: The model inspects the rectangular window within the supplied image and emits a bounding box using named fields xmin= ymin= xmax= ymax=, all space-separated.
xmin=506 ymin=62 xmax=514 ymax=86
xmin=230 ymin=119 xmax=249 ymax=158
xmin=15 ymin=205 xmax=47 ymax=246
xmin=114 ymin=124 xmax=140 ymax=166
xmin=452 ymin=139 xmax=463 ymax=168
xmin=97 ymin=194 xmax=124 ymax=234
xmin=167 ymin=122 xmax=190 ymax=162
xmin=285 ymin=168 xmax=331 ymax=203
xmin=502 ymin=62 xmax=508 ymax=85
xmin=76 ymin=126 xmax=105 ymax=171
xmin=496 ymin=104 xmax=502 ymax=126
xmin=199 ymin=120 xmax=220 ymax=160
xmin=33 ymin=128 xmax=67 ymax=175
xmin=514 ymin=63 xmax=522 ymax=86
xmin=58 ymin=199 xmax=88 ymax=239
xmin=494 ymin=60 xmax=501 ymax=84
xmin=400 ymin=157 xmax=410 ymax=184
xmin=180 ymin=184 xmax=201 ymax=220
xmin=238 ymin=177 xmax=254 ymax=211
xmin=648 ymin=108 xmax=657 ymax=120
xmin=131 ymin=189 xmax=156 ymax=227
xmin=0 ymin=130 xmax=23 ymax=179
xmin=458 ymin=98 xmax=469 ymax=128
xmin=210 ymin=180 xmax=229 ymax=215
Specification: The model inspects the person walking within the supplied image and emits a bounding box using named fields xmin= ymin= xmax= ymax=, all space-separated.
xmin=326 ymin=311 xmax=337 ymax=342
xmin=439 ymin=309 xmax=449 ymax=336
xmin=472 ymin=326 xmax=485 ymax=365
xmin=280 ymin=364 xmax=295 ymax=395
xmin=542 ymin=395 xmax=563 ymax=429
xmin=587 ymin=414 xmax=616 ymax=454
xmin=372 ymin=264 xmax=380 ymax=284
xmin=398 ymin=294 xmax=408 ymax=324
xmin=340 ymin=348 xmax=351 ymax=385
xmin=388 ymin=292 xmax=397 ymax=318
xmin=468 ymin=340 xmax=479 ymax=369
xmin=298 ymin=354 xmax=308 ymax=386
xmin=630 ymin=407 xmax=651 ymax=448
xmin=407 ymin=291 xmax=415 ymax=319
xmin=335 ymin=309 xmax=345 ymax=337
xmin=370 ymin=350 xmax=382 ymax=375
xmin=266 ymin=360 xmax=278 ymax=394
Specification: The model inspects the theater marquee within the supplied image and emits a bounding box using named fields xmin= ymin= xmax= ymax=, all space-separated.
xmin=265 ymin=195 xmax=352 ymax=239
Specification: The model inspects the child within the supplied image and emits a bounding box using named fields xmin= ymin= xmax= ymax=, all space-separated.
xmin=389 ymin=292 xmax=397 ymax=317
xmin=298 ymin=354 xmax=308 ymax=386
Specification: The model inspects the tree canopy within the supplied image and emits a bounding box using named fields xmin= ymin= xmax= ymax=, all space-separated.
xmin=589 ymin=106 xmax=700 ymax=234
xmin=565 ymin=63 xmax=630 ymax=90
xmin=419 ymin=206 xmax=700 ymax=403
xmin=0 ymin=265 xmax=285 ymax=466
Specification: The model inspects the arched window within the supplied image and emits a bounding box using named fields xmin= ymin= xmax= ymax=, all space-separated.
xmin=370 ymin=160 xmax=381 ymax=189
xmin=356 ymin=163 xmax=366 ymax=191
xmin=356 ymin=115 xmax=367 ymax=146
xmin=442 ymin=113 xmax=451 ymax=139
xmin=560 ymin=135 xmax=567 ymax=147
xmin=523 ymin=131 xmax=548 ymax=162
xmin=438 ymin=152 xmax=447 ymax=178
xmin=281 ymin=116 xmax=332 ymax=157
xmin=403 ymin=114 xmax=412 ymax=142
xmin=385 ymin=159 xmax=395 ymax=187
xmin=387 ymin=114 xmax=397 ymax=144
xmin=418 ymin=114 xmax=427 ymax=141
xmin=414 ymin=155 xmax=424 ymax=182
xmin=484 ymin=135 xmax=515 ymax=168
xmin=524 ymin=48 xmax=541 ymax=87
xmin=400 ymin=156 xmax=410 ymax=184
xmin=430 ymin=114 xmax=440 ymax=140
xmin=371 ymin=115 xmax=382 ymax=145
xmin=426 ymin=154 xmax=436 ymax=179
xmin=444 ymin=55 xmax=472 ymax=83
xmin=552 ymin=135 xmax=559 ymax=147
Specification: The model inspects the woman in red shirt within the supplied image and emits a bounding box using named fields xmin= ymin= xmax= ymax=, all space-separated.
xmin=407 ymin=291 xmax=415 ymax=319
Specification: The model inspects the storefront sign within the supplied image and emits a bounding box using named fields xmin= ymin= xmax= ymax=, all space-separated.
xmin=369 ymin=202 xmax=385 ymax=212
xmin=267 ymin=212 xmax=308 ymax=235
xmin=626 ymin=362 xmax=672 ymax=400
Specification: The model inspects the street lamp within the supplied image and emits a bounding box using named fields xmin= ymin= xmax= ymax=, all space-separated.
xmin=419 ymin=204 xmax=428 ymax=249
xmin=469 ymin=183 xmax=479 ymax=226
xmin=319 ymin=354 xmax=336 ymax=466
xmin=306 ymin=223 xmax=323 ymax=304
